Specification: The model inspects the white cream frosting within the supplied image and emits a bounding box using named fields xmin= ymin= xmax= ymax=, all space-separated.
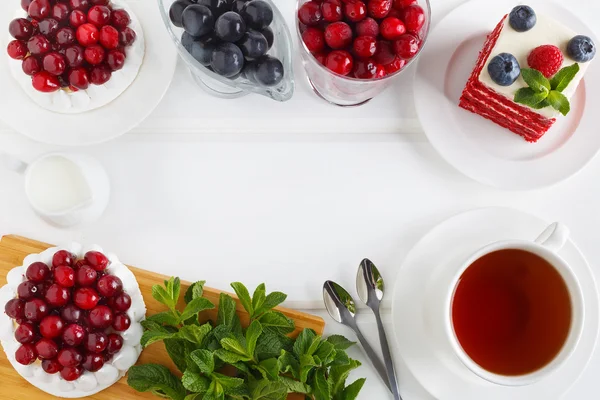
xmin=479 ymin=13 xmax=592 ymax=118
xmin=7 ymin=0 xmax=145 ymax=114
xmin=0 ymin=243 xmax=146 ymax=398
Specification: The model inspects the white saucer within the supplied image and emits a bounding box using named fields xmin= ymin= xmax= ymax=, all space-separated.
xmin=391 ymin=207 xmax=599 ymax=400
xmin=413 ymin=0 xmax=600 ymax=189
xmin=0 ymin=0 xmax=177 ymax=146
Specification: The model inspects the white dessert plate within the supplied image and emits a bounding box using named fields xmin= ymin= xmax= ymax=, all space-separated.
xmin=0 ymin=0 xmax=177 ymax=146
xmin=414 ymin=0 xmax=600 ymax=189
xmin=391 ymin=207 xmax=599 ymax=400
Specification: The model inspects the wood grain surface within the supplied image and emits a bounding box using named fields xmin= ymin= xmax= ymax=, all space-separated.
xmin=0 ymin=235 xmax=325 ymax=400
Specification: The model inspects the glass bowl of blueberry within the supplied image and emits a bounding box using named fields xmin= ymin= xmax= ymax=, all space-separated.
xmin=158 ymin=0 xmax=294 ymax=101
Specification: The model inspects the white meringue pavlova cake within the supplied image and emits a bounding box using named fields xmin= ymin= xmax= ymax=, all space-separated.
xmin=0 ymin=243 xmax=146 ymax=398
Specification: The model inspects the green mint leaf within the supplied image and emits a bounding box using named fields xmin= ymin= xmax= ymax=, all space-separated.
xmin=330 ymin=350 xmax=350 ymax=367
xmin=182 ymin=370 xmax=211 ymax=393
xmin=140 ymin=330 xmax=176 ymax=348
xmin=252 ymin=284 xmax=267 ymax=314
xmin=181 ymin=297 xmax=215 ymax=322
xmin=514 ymin=87 xmax=549 ymax=107
xmin=152 ymin=284 xmax=175 ymax=311
xmin=528 ymin=99 xmax=551 ymax=109
xmin=212 ymin=373 xmax=246 ymax=392
xmin=231 ymin=361 xmax=251 ymax=374
xmin=221 ymin=336 xmax=250 ymax=358
xmin=190 ymin=349 xmax=215 ymax=375
xmin=520 ymin=68 xmax=551 ymax=93
xmin=341 ymin=378 xmax=366 ymax=400
xmin=279 ymin=376 xmax=311 ymax=395
xmin=231 ymin=282 xmax=254 ymax=316
xmin=245 ymin=320 xmax=263 ymax=358
xmin=253 ymin=358 xmax=279 ymax=381
xmin=165 ymin=338 xmax=199 ymax=374
xmin=250 ymin=379 xmax=288 ymax=400
xmin=214 ymin=348 xmax=252 ymax=364
xmin=293 ymin=329 xmax=317 ymax=358
xmin=314 ymin=341 xmax=335 ymax=366
xmin=328 ymin=359 xmax=361 ymax=396
xmin=313 ymin=368 xmax=331 ymax=400
xmin=278 ymin=350 xmax=300 ymax=379
xmin=299 ymin=354 xmax=318 ymax=384
xmin=547 ymin=90 xmax=571 ymax=116
xmin=184 ymin=281 xmax=206 ymax=304
xmin=204 ymin=380 xmax=225 ymax=400
xmin=256 ymin=329 xmax=293 ymax=361
xmin=326 ymin=335 xmax=355 ymax=351
xmin=184 ymin=394 xmax=202 ymax=400
xmin=146 ymin=311 xmax=182 ymax=327
xmin=141 ymin=319 xmax=172 ymax=333
xmin=170 ymin=277 xmax=181 ymax=306
xmin=257 ymin=312 xmax=295 ymax=335
xmin=550 ymin=63 xmax=580 ymax=92
xmin=177 ymin=323 xmax=212 ymax=345
xmin=255 ymin=292 xmax=287 ymax=316
xmin=127 ymin=364 xmax=187 ymax=400
xmin=217 ymin=293 xmax=243 ymax=338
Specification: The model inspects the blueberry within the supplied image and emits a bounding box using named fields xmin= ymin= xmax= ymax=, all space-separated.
xmin=261 ymin=26 xmax=274 ymax=49
xmin=509 ymin=5 xmax=536 ymax=32
xmin=240 ymin=0 xmax=273 ymax=30
xmin=190 ymin=34 xmax=219 ymax=66
xmin=211 ymin=42 xmax=245 ymax=77
xmin=254 ymin=55 xmax=283 ymax=86
xmin=181 ymin=31 xmax=194 ymax=52
xmin=567 ymin=35 xmax=596 ymax=63
xmin=231 ymin=0 xmax=249 ymax=13
xmin=242 ymin=62 xmax=258 ymax=81
xmin=196 ymin=0 xmax=230 ymax=18
xmin=170 ymin=0 xmax=194 ymax=27
xmin=215 ymin=11 xmax=246 ymax=42
xmin=238 ymin=30 xmax=267 ymax=59
xmin=487 ymin=53 xmax=520 ymax=86
xmin=182 ymin=5 xmax=215 ymax=38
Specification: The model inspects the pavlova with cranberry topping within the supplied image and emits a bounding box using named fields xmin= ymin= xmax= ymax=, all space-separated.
xmin=0 ymin=243 xmax=145 ymax=398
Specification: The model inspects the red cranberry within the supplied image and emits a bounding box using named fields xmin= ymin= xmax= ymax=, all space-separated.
xmin=53 ymin=265 xmax=75 ymax=287
xmin=92 ymin=0 xmax=109 ymax=4
xmin=5 ymin=298 xmax=25 ymax=319
xmin=392 ymin=0 xmax=416 ymax=9
xmin=111 ymin=9 xmax=131 ymax=29
xmin=384 ymin=56 xmax=405 ymax=73
xmin=15 ymin=322 xmax=36 ymax=343
xmin=353 ymin=59 xmax=386 ymax=79
xmin=61 ymin=304 xmax=83 ymax=323
xmin=84 ymin=44 xmax=105 ymax=65
xmin=58 ymin=347 xmax=83 ymax=367
xmin=28 ymin=34 xmax=51 ymax=55
xmin=42 ymin=358 xmax=62 ymax=374
xmin=45 ymin=283 xmax=70 ymax=307
xmin=52 ymin=3 xmax=70 ymax=22
xmin=82 ymin=353 xmax=104 ymax=371
xmin=324 ymin=21 xmax=352 ymax=49
xmin=9 ymin=18 xmax=34 ymax=41
xmin=24 ymin=298 xmax=49 ymax=321
xmin=61 ymin=365 xmax=84 ymax=381
xmin=302 ymin=28 xmax=325 ymax=54
xmin=40 ymin=315 xmax=65 ymax=338
xmin=26 ymin=262 xmax=50 ymax=283
xmin=28 ymin=0 xmax=51 ymax=20
xmin=343 ymin=0 xmax=367 ymax=22
xmin=84 ymin=251 xmax=109 ymax=271
xmin=353 ymin=36 xmax=377 ymax=58
xmin=119 ymin=27 xmax=136 ymax=46
xmin=380 ymin=17 xmax=406 ymax=40
xmin=87 ymin=5 xmax=111 ymax=27
xmin=70 ymin=0 xmax=90 ymax=12
xmin=401 ymin=4 xmax=425 ymax=33
xmin=7 ymin=40 xmax=28 ymax=60
xmin=90 ymin=65 xmax=111 ymax=85
xmin=321 ymin=0 xmax=342 ymax=22
xmin=85 ymin=331 xmax=107 ymax=353
xmin=325 ymin=50 xmax=353 ymax=76
xmin=17 ymin=281 xmax=40 ymax=300
xmin=106 ymin=50 xmax=126 ymax=71
xmin=89 ymin=305 xmax=113 ymax=328
xmin=69 ymin=10 xmax=87 ymax=28
xmin=368 ymin=0 xmax=391 ymax=18
xmin=113 ymin=292 xmax=131 ymax=312
xmin=113 ymin=313 xmax=130 ymax=331
xmin=313 ymin=52 xmax=327 ymax=65
xmin=373 ymin=40 xmax=396 ymax=65
xmin=35 ymin=338 xmax=59 ymax=359
xmin=393 ymin=33 xmax=419 ymax=58
xmin=56 ymin=27 xmax=76 ymax=46
xmin=97 ymin=275 xmax=123 ymax=297
xmin=298 ymin=1 xmax=322 ymax=26
xmin=99 ymin=25 xmax=119 ymax=49
xmin=107 ymin=333 xmax=123 ymax=354
xmin=62 ymin=324 xmax=86 ymax=346
xmin=76 ymin=23 xmax=98 ymax=46
xmin=42 ymin=52 xmax=66 ymax=76
xmin=38 ymin=18 xmax=59 ymax=37
xmin=76 ymin=265 xmax=98 ymax=286
xmin=15 ymin=344 xmax=37 ymax=365
xmin=22 ymin=0 xmax=34 ymax=12
xmin=356 ymin=17 xmax=378 ymax=37
xmin=52 ymin=250 xmax=75 ymax=268
xmin=74 ymin=287 xmax=100 ymax=310
xmin=68 ymin=67 xmax=90 ymax=89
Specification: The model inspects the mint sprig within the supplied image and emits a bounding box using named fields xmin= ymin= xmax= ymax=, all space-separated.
xmin=514 ymin=64 xmax=580 ymax=116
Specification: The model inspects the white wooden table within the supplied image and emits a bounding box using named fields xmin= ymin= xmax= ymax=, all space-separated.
xmin=1 ymin=0 xmax=599 ymax=398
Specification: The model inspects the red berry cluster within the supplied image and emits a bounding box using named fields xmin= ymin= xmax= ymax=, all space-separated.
xmin=527 ymin=45 xmax=564 ymax=78
xmin=6 ymin=0 xmax=137 ymax=93
xmin=4 ymin=250 xmax=132 ymax=382
xmin=298 ymin=0 xmax=426 ymax=79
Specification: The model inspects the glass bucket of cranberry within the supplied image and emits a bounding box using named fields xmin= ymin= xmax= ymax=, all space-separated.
xmin=297 ymin=0 xmax=431 ymax=106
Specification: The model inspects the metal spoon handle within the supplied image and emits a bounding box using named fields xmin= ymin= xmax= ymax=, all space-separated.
xmin=374 ymin=311 xmax=401 ymax=400
xmin=351 ymin=323 xmax=392 ymax=392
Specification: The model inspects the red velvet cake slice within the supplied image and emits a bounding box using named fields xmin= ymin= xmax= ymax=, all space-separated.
xmin=459 ymin=6 xmax=595 ymax=142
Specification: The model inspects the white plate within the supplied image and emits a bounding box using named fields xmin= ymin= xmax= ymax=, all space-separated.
xmin=0 ymin=0 xmax=177 ymax=146
xmin=391 ymin=207 xmax=599 ymax=400
xmin=414 ymin=0 xmax=600 ymax=189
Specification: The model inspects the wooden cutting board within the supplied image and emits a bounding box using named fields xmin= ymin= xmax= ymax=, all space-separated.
xmin=0 ymin=235 xmax=325 ymax=400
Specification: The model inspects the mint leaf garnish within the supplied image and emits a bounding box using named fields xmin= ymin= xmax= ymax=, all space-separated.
xmin=514 ymin=87 xmax=549 ymax=107
xmin=127 ymin=364 xmax=187 ymax=400
xmin=521 ymin=68 xmax=551 ymax=93
xmin=341 ymin=378 xmax=367 ymax=400
xmin=547 ymin=91 xmax=571 ymax=116
xmin=551 ymin=63 xmax=580 ymax=92
xmin=231 ymin=282 xmax=253 ymax=316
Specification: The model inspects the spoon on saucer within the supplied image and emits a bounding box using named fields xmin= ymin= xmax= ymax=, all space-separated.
xmin=323 ymin=280 xmax=392 ymax=392
xmin=357 ymin=259 xmax=401 ymax=400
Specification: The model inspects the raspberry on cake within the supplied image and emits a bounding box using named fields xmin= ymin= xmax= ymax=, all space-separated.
xmin=459 ymin=5 xmax=596 ymax=142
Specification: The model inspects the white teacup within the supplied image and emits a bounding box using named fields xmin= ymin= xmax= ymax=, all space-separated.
xmin=1 ymin=151 xmax=110 ymax=227
xmin=444 ymin=222 xmax=585 ymax=386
